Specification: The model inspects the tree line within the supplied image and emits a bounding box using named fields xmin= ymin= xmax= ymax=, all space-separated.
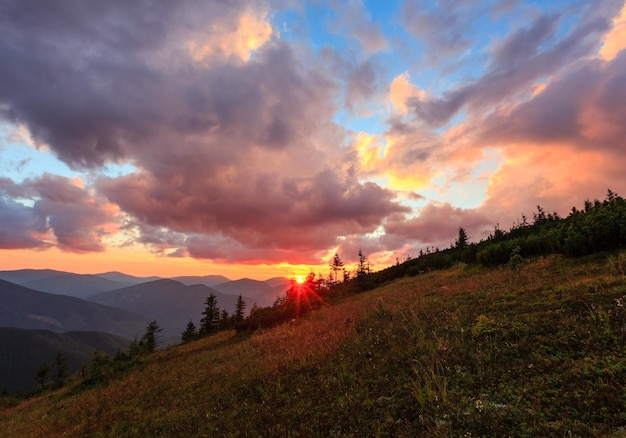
xmin=180 ymin=294 xmax=246 ymax=343
xmin=364 ymin=189 xmax=626 ymax=288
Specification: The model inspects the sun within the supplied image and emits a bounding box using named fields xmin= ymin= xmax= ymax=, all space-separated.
xmin=295 ymin=275 xmax=305 ymax=284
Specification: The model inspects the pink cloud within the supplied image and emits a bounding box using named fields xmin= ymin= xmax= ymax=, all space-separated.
xmin=385 ymin=203 xmax=493 ymax=248
xmin=0 ymin=175 xmax=118 ymax=252
xmin=99 ymin=168 xmax=408 ymax=262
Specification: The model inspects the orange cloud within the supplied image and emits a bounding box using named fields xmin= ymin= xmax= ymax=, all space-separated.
xmin=530 ymin=81 xmax=548 ymax=98
xmin=389 ymin=73 xmax=426 ymax=114
xmin=579 ymin=103 xmax=624 ymax=143
xmin=599 ymin=2 xmax=626 ymax=61
xmin=354 ymin=132 xmax=383 ymax=172
xmin=188 ymin=9 xmax=272 ymax=62
xmin=482 ymin=143 xmax=614 ymax=220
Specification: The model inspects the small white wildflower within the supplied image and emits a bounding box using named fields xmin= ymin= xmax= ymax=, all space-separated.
xmin=475 ymin=399 xmax=484 ymax=412
xmin=616 ymin=297 xmax=624 ymax=308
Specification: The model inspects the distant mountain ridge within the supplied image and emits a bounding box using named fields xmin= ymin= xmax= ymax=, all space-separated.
xmin=88 ymin=279 xmax=256 ymax=343
xmin=212 ymin=278 xmax=289 ymax=307
xmin=0 ymin=269 xmax=69 ymax=285
xmin=0 ymin=270 xmax=290 ymax=394
xmin=95 ymin=271 xmax=161 ymax=285
xmin=0 ymin=269 xmax=291 ymax=308
xmin=0 ymin=279 xmax=149 ymax=339
xmin=172 ymin=274 xmax=231 ymax=287
xmin=21 ymin=273 xmax=132 ymax=299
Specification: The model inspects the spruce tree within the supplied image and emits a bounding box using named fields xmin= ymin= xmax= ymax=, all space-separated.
xmin=200 ymin=294 xmax=220 ymax=336
xmin=234 ymin=295 xmax=246 ymax=324
xmin=219 ymin=309 xmax=231 ymax=330
xmin=455 ymin=227 xmax=469 ymax=249
xmin=141 ymin=320 xmax=162 ymax=353
xmin=329 ymin=253 xmax=344 ymax=283
xmin=35 ymin=362 xmax=51 ymax=389
xmin=357 ymin=249 xmax=369 ymax=276
xmin=54 ymin=351 xmax=69 ymax=387
xmin=181 ymin=320 xmax=198 ymax=343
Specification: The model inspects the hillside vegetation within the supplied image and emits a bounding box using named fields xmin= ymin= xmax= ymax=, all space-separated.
xmin=0 ymin=329 xmax=131 ymax=395
xmin=2 ymin=252 xmax=626 ymax=436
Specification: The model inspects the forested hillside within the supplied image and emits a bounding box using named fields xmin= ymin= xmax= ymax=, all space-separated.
xmin=0 ymin=328 xmax=130 ymax=395
xmin=358 ymin=189 xmax=626 ymax=290
xmin=2 ymin=253 xmax=626 ymax=436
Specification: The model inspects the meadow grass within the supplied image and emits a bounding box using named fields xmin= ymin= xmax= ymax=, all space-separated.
xmin=2 ymin=254 xmax=626 ymax=437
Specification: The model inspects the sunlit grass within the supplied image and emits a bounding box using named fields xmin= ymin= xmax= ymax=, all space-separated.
xmin=2 ymin=253 xmax=626 ymax=436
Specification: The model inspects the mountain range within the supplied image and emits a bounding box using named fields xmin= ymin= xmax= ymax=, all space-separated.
xmin=0 ymin=269 xmax=292 ymax=392
xmin=0 ymin=266 xmax=286 ymax=395
xmin=0 ymin=279 xmax=149 ymax=338
xmin=0 ymin=269 xmax=289 ymax=307
xmin=88 ymin=279 xmax=253 ymax=342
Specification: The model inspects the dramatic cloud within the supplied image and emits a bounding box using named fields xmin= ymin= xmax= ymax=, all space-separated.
xmin=0 ymin=175 xmax=117 ymax=252
xmin=99 ymin=168 xmax=408 ymax=262
xmin=377 ymin=1 xmax=624 ymax=188
xmin=480 ymin=51 xmax=626 ymax=153
xmin=1 ymin=0 xmax=625 ymax=275
xmin=406 ymin=1 xmax=622 ymax=127
xmin=0 ymin=194 xmax=48 ymax=249
xmin=599 ymin=2 xmax=626 ymax=61
xmin=384 ymin=203 xmax=493 ymax=249
xmin=471 ymin=49 xmax=626 ymax=223
xmin=0 ymin=0 xmax=275 ymax=168
xmin=0 ymin=0 xmax=410 ymax=264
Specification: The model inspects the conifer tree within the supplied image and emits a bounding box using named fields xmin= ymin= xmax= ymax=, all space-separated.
xmin=219 ymin=309 xmax=231 ymax=329
xmin=141 ymin=320 xmax=162 ymax=353
xmin=35 ymin=362 xmax=51 ymax=389
xmin=455 ymin=227 xmax=469 ymax=249
xmin=128 ymin=337 xmax=144 ymax=359
xmin=234 ymin=295 xmax=246 ymax=324
xmin=357 ymin=249 xmax=369 ymax=276
xmin=329 ymin=253 xmax=344 ymax=283
xmin=181 ymin=320 xmax=198 ymax=343
xmin=54 ymin=351 xmax=69 ymax=387
xmin=200 ymin=294 xmax=220 ymax=336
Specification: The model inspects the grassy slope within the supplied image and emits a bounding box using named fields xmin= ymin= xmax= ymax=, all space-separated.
xmin=2 ymin=255 xmax=626 ymax=437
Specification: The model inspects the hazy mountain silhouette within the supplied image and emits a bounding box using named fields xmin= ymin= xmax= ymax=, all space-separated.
xmin=0 ymin=279 xmax=149 ymax=339
xmin=0 ymin=269 xmax=69 ymax=285
xmin=19 ymin=273 xmax=133 ymax=299
xmin=265 ymin=277 xmax=291 ymax=288
xmin=0 ymin=269 xmax=291 ymax=307
xmin=89 ymin=279 xmax=254 ymax=343
xmin=211 ymin=278 xmax=285 ymax=307
xmin=171 ymin=275 xmax=231 ymax=287
xmin=95 ymin=271 xmax=161 ymax=285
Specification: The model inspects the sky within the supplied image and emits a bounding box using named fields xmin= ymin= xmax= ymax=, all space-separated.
xmin=1 ymin=0 xmax=625 ymax=280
